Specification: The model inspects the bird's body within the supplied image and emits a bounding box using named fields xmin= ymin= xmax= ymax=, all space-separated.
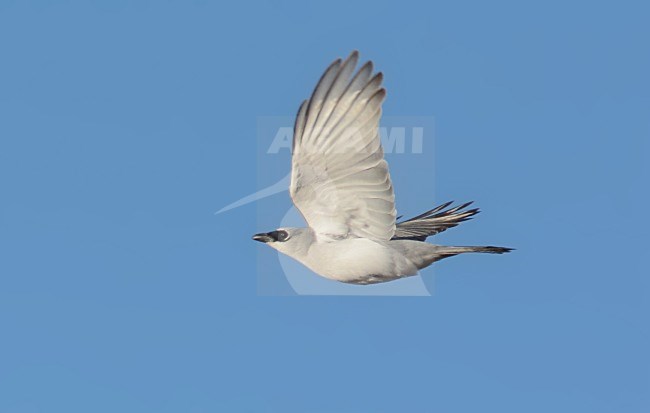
xmin=253 ymin=51 xmax=512 ymax=284
xmin=271 ymin=228 xmax=418 ymax=284
xmin=264 ymin=227 xmax=508 ymax=285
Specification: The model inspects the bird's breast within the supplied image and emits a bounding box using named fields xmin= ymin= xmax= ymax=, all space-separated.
xmin=300 ymin=238 xmax=418 ymax=283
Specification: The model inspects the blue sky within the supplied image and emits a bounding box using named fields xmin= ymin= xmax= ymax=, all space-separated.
xmin=1 ymin=1 xmax=648 ymax=412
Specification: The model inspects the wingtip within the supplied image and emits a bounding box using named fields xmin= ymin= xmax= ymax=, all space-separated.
xmin=328 ymin=57 xmax=343 ymax=69
xmin=359 ymin=60 xmax=374 ymax=75
xmin=342 ymin=50 xmax=359 ymax=66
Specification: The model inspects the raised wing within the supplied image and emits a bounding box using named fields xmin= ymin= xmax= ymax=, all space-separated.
xmin=290 ymin=51 xmax=396 ymax=241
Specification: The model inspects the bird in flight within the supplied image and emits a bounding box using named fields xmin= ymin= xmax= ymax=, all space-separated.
xmin=253 ymin=51 xmax=512 ymax=285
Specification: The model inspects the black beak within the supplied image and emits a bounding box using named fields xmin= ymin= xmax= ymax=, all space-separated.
xmin=252 ymin=232 xmax=274 ymax=243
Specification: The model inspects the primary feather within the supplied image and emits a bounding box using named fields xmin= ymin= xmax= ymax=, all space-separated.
xmin=392 ymin=201 xmax=480 ymax=241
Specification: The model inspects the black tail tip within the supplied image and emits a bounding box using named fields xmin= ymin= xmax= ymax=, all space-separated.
xmin=485 ymin=246 xmax=515 ymax=254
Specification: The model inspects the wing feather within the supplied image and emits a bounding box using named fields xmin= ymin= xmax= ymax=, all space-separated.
xmin=290 ymin=51 xmax=396 ymax=240
xmin=392 ymin=202 xmax=480 ymax=241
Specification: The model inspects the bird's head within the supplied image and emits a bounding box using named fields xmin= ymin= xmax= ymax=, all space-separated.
xmin=252 ymin=227 xmax=312 ymax=256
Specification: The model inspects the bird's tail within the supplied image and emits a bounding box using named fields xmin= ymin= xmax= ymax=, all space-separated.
xmin=407 ymin=244 xmax=514 ymax=270
xmin=435 ymin=245 xmax=514 ymax=258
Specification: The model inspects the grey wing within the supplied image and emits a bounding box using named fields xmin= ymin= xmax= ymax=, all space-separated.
xmin=290 ymin=51 xmax=396 ymax=241
xmin=392 ymin=201 xmax=480 ymax=241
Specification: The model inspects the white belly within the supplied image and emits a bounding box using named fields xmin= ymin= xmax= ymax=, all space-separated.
xmin=299 ymin=238 xmax=418 ymax=284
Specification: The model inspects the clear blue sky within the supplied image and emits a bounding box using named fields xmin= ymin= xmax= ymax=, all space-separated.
xmin=1 ymin=1 xmax=648 ymax=412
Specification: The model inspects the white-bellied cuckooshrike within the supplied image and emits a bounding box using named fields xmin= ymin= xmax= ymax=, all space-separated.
xmin=253 ymin=51 xmax=512 ymax=285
